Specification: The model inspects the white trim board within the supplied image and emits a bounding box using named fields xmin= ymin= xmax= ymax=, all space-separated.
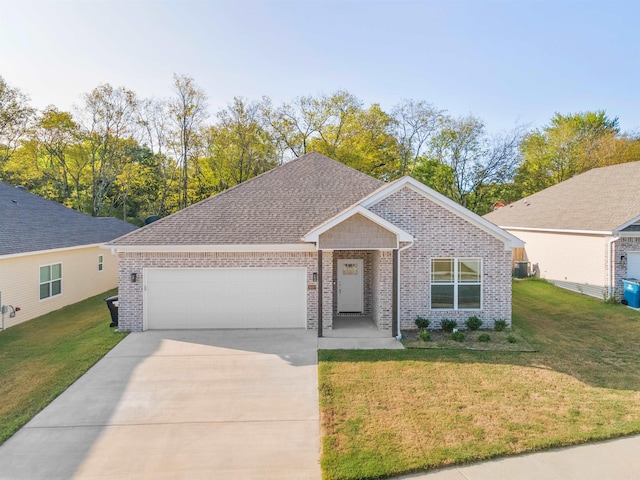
xmin=1 ymin=243 xmax=105 ymax=260
xmin=105 ymin=243 xmax=317 ymax=253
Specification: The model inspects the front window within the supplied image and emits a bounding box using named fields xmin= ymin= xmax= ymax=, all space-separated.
xmin=431 ymin=258 xmax=481 ymax=310
xmin=98 ymin=255 xmax=104 ymax=272
xmin=40 ymin=263 xmax=62 ymax=300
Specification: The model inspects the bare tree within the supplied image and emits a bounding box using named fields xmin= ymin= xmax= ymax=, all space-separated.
xmin=427 ymin=115 xmax=525 ymax=212
xmin=169 ymin=74 xmax=208 ymax=208
xmin=134 ymin=97 xmax=179 ymax=215
xmin=391 ymin=99 xmax=444 ymax=176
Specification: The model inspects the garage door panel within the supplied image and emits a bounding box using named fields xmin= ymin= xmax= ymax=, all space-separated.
xmin=145 ymin=268 xmax=306 ymax=330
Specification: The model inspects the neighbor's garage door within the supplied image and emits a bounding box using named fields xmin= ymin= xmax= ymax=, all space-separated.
xmin=627 ymin=252 xmax=640 ymax=280
xmin=144 ymin=268 xmax=307 ymax=329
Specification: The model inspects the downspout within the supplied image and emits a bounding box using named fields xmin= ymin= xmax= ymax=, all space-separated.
xmin=607 ymin=235 xmax=620 ymax=300
xmin=395 ymin=240 xmax=414 ymax=340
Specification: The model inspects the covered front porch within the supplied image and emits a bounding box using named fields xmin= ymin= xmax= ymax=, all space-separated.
xmin=303 ymin=205 xmax=414 ymax=338
xmin=317 ymin=315 xmax=406 ymax=349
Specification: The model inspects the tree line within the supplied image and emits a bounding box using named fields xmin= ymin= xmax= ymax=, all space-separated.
xmin=1 ymin=75 xmax=638 ymax=224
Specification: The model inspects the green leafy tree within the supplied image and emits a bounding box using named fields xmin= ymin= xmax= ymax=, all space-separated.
xmin=310 ymin=103 xmax=401 ymax=180
xmin=202 ymin=97 xmax=278 ymax=194
xmin=79 ymin=84 xmax=138 ymax=216
xmin=0 ymin=77 xmax=35 ymax=166
xmin=515 ymin=111 xmax=636 ymax=196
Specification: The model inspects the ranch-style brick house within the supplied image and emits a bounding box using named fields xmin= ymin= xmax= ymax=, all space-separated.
xmin=107 ymin=152 xmax=523 ymax=336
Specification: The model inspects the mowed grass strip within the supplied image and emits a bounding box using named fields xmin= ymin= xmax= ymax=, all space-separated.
xmin=0 ymin=289 xmax=127 ymax=445
xmin=319 ymin=280 xmax=640 ymax=480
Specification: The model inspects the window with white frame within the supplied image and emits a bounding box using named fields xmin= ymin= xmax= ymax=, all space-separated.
xmin=98 ymin=255 xmax=104 ymax=272
xmin=430 ymin=258 xmax=481 ymax=310
xmin=40 ymin=263 xmax=62 ymax=300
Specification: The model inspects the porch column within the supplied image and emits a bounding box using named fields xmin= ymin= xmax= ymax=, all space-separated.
xmin=392 ymin=248 xmax=399 ymax=338
xmin=317 ymin=249 xmax=323 ymax=337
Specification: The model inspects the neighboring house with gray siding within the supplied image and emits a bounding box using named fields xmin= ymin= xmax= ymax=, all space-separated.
xmin=0 ymin=182 xmax=137 ymax=329
xmin=107 ymin=152 xmax=522 ymax=336
xmin=484 ymin=161 xmax=640 ymax=300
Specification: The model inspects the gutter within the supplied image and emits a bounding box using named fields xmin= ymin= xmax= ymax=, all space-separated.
xmin=396 ymin=240 xmax=415 ymax=340
xmin=607 ymin=236 xmax=621 ymax=299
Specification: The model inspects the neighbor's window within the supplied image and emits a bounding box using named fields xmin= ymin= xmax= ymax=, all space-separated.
xmin=431 ymin=258 xmax=481 ymax=310
xmin=98 ymin=255 xmax=104 ymax=272
xmin=40 ymin=263 xmax=62 ymax=300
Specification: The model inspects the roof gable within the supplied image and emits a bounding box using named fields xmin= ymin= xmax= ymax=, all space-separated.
xmin=484 ymin=162 xmax=640 ymax=232
xmin=109 ymin=152 xmax=384 ymax=247
xmin=362 ymin=177 xmax=524 ymax=249
xmin=303 ymin=206 xmax=413 ymax=249
xmin=0 ymin=182 xmax=137 ymax=256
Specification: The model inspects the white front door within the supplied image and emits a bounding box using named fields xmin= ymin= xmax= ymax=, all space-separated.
xmin=337 ymin=259 xmax=364 ymax=313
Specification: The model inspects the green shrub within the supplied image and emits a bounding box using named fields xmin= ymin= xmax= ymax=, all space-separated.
xmin=465 ymin=316 xmax=483 ymax=331
xmin=507 ymin=334 xmax=517 ymax=343
xmin=478 ymin=333 xmax=491 ymax=342
xmin=415 ymin=316 xmax=430 ymax=330
xmin=441 ymin=319 xmax=457 ymax=333
xmin=419 ymin=330 xmax=431 ymax=342
xmin=494 ymin=319 xmax=508 ymax=331
xmin=451 ymin=331 xmax=465 ymax=342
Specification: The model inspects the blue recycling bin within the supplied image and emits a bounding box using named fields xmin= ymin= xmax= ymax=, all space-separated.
xmin=623 ymin=279 xmax=640 ymax=308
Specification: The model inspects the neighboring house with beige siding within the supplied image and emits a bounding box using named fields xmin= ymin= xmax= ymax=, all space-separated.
xmin=0 ymin=182 xmax=137 ymax=329
xmin=484 ymin=161 xmax=640 ymax=300
xmin=107 ymin=152 xmax=522 ymax=336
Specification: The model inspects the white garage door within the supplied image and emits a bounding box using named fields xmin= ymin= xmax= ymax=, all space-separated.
xmin=144 ymin=268 xmax=307 ymax=330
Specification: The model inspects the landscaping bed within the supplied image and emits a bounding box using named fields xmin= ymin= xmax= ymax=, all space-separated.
xmin=402 ymin=328 xmax=536 ymax=352
xmin=0 ymin=289 xmax=127 ymax=445
xmin=319 ymin=279 xmax=640 ymax=480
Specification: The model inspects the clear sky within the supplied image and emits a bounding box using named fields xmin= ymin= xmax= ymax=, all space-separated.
xmin=1 ymin=0 xmax=638 ymax=134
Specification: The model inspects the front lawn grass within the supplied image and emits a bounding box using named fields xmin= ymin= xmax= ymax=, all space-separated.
xmin=0 ymin=289 xmax=127 ymax=445
xmin=319 ymin=279 xmax=640 ymax=480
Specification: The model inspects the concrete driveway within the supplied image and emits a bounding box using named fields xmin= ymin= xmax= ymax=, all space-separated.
xmin=0 ymin=330 xmax=321 ymax=480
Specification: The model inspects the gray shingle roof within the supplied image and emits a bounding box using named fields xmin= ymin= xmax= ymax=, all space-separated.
xmin=0 ymin=182 xmax=138 ymax=256
xmin=484 ymin=161 xmax=640 ymax=231
xmin=109 ymin=152 xmax=385 ymax=246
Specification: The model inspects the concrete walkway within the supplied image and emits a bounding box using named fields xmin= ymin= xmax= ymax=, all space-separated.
xmin=397 ymin=435 xmax=640 ymax=480
xmin=0 ymin=330 xmax=321 ymax=480
xmin=318 ymin=316 xmax=405 ymax=349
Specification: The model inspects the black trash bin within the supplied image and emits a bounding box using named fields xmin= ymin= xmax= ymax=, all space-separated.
xmin=105 ymin=296 xmax=119 ymax=327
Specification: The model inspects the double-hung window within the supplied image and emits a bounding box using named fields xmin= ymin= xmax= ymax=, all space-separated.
xmin=98 ymin=255 xmax=104 ymax=272
xmin=431 ymin=258 xmax=481 ymax=310
xmin=40 ymin=263 xmax=62 ymax=300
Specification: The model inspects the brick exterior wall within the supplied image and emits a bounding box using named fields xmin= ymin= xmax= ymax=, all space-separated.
xmin=369 ymin=186 xmax=513 ymax=330
xmin=613 ymin=237 xmax=640 ymax=299
xmin=375 ymin=251 xmax=393 ymax=331
xmin=117 ymin=251 xmax=318 ymax=332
